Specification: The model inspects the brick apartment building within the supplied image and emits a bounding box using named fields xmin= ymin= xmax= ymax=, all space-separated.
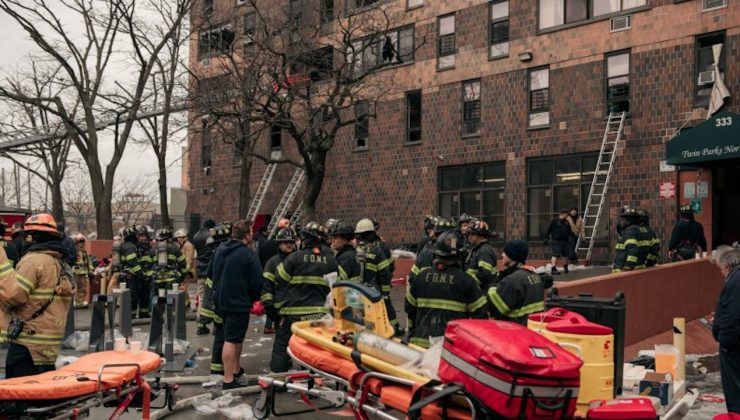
xmin=186 ymin=0 xmax=739 ymax=262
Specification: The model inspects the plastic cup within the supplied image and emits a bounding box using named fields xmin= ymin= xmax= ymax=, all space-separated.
xmin=120 ymin=282 xmax=127 ymax=290
xmin=114 ymin=337 xmax=127 ymax=352
xmin=655 ymin=344 xmax=678 ymax=379
xmin=129 ymin=341 xmax=142 ymax=354
xmin=172 ymin=283 xmax=179 ymax=291
xmin=158 ymin=289 xmax=166 ymax=298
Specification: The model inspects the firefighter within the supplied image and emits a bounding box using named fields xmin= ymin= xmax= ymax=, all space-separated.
xmin=262 ymin=228 xmax=297 ymax=335
xmin=409 ymin=218 xmax=455 ymax=284
xmin=356 ymin=218 xmax=399 ymax=333
xmin=456 ymin=213 xmax=474 ymax=237
xmin=135 ymin=226 xmax=155 ymax=318
xmin=193 ymin=219 xmax=216 ymax=334
xmin=329 ymin=222 xmax=361 ymax=282
xmin=372 ymin=218 xmax=395 ymax=283
xmin=613 ymin=207 xmax=652 ymax=272
xmin=325 ymin=218 xmax=339 ymax=244
xmin=487 ymin=240 xmax=545 ymax=325
xmin=174 ymin=228 xmax=196 ymax=309
xmin=204 ymin=222 xmax=232 ymax=375
xmin=0 ymin=214 xmax=75 ymax=378
xmin=152 ymin=227 xmax=186 ymax=297
xmin=417 ymin=215 xmax=438 ymax=253
xmin=0 ymin=218 xmax=19 ymax=266
xmin=270 ymin=221 xmax=338 ymax=373
xmin=638 ymin=208 xmax=661 ymax=267
xmin=72 ymin=233 xmax=93 ymax=308
xmin=465 ymin=220 xmax=498 ymax=291
xmin=114 ymin=226 xmax=143 ymax=316
xmin=11 ymin=222 xmax=25 ymax=260
xmin=669 ymin=204 xmax=707 ymax=262
xmin=405 ymin=229 xmax=488 ymax=348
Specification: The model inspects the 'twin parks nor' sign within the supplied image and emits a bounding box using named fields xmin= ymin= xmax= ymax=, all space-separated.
xmin=665 ymin=112 xmax=740 ymax=165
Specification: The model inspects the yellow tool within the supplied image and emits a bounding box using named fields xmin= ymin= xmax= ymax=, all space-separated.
xmin=331 ymin=281 xmax=395 ymax=338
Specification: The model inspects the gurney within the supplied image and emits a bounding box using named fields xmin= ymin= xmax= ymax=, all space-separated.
xmin=0 ymin=350 xmax=169 ymax=420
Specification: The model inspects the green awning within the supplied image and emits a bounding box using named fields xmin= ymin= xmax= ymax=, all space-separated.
xmin=665 ymin=112 xmax=740 ymax=165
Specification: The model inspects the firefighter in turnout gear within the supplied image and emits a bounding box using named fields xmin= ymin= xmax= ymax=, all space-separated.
xmin=613 ymin=207 xmax=652 ymax=272
xmin=115 ymin=226 xmax=143 ymax=317
xmin=487 ymin=240 xmax=546 ymax=325
xmin=405 ymin=230 xmax=488 ymax=348
xmin=204 ymin=222 xmax=231 ymax=375
xmin=135 ymin=226 xmax=155 ymax=318
xmin=72 ymin=234 xmax=93 ymax=308
xmin=270 ymin=221 xmax=338 ymax=372
xmin=409 ymin=218 xmax=455 ymax=284
xmin=330 ymin=222 xmax=361 ymax=282
xmin=0 ymin=214 xmax=75 ymax=378
xmin=174 ymin=228 xmax=196 ymax=309
xmin=372 ymin=219 xmax=395 ymax=280
xmin=261 ymin=228 xmax=297 ymax=335
xmin=0 ymin=219 xmax=20 ymax=267
xmin=356 ymin=218 xmax=399 ymax=333
xmin=417 ymin=215 xmax=438 ymax=254
xmin=152 ymin=228 xmax=186 ymax=297
xmin=465 ymin=220 xmax=498 ymax=291
xmin=193 ymin=219 xmax=216 ymax=335
xmin=669 ymin=204 xmax=707 ymax=262
xmin=638 ymin=208 xmax=661 ymax=267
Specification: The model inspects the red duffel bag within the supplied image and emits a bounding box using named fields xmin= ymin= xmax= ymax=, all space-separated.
xmin=438 ymin=319 xmax=583 ymax=419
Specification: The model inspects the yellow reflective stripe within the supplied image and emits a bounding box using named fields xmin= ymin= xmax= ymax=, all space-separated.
xmin=637 ymin=240 xmax=652 ymax=247
xmin=291 ymin=276 xmax=327 ymax=286
xmin=635 ymin=264 xmax=646 ymax=269
xmin=122 ymin=253 xmax=138 ymax=261
xmin=199 ymin=307 xmax=216 ymax=318
xmin=338 ymin=266 xmax=348 ymax=280
xmin=626 ymin=256 xmax=638 ymax=262
xmin=410 ymin=265 xmax=420 ymax=275
xmin=0 ymin=262 xmax=13 ymax=276
xmin=129 ymin=265 xmax=142 ymax=273
xmin=263 ymin=272 xmax=276 ymax=282
xmin=210 ymin=363 xmax=224 ymax=372
xmin=416 ymin=298 xmax=467 ymax=312
xmin=646 ymin=255 xmax=657 ymax=260
xmin=277 ymin=263 xmax=290 ymax=282
xmin=623 ymin=239 xmax=639 ymax=246
xmin=16 ymin=274 xmax=33 ymax=293
xmin=487 ymin=288 xmax=511 ymax=315
xmin=365 ymin=263 xmax=378 ymax=272
xmin=279 ymin=306 xmax=328 ymax=315
xmin=409 ymin=337 xmax=430 ymax=348
xmin=615 ymin=244 xmax=626 ymax=250
xmin=261 ymin=292 xmax=273 ymax=301
xmin=155 ymin=278 xmax=176 ymax=283
xmin=478 ymin=260 xmax=497 ymax=274
xmin=378 ymin=259 xmax=392 ymax=270
xmin=467 ymin=296 xmax=488 ymax=313
xmin=381 ymin=284 xmax=391 ymax=292
xmin=206 ymin=278 xmax=213 ymax=288
xmin=465 ymin=268 xmax=481 ymax=285
xmin=406 ymin=291 xmax=417 ymax=306
xmin=509 ymin=301 xmax=545 ymax=318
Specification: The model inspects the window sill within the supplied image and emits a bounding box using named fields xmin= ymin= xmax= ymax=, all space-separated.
xmin=527 ymin=124 xmax=551 ymax=131
xmin=346 ymin=2 xmax=381 ymax=17
xmin=354 ymin=146 xmax=369 ymax=153
xmin=406 ymin=4 xmax=423 ymax=11
xmin=488 ymin=53 xmax=509 ymax=61
xmin=536 ymin=5 xmax=650 ymax=35
xmin=404 ymin=140 xmax=422 ymax=146
xmin=373 ymin=60 xmax=415 ymax=74
xmin=437 ymin=64 xmax=455 ymax=72
xmin=462 ymin=133 xmax=481 ymax=139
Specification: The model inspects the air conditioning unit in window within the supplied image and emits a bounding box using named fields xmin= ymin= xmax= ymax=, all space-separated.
xmin=698 ymin=70 xmax=715 ymax=85
xmin=703 ymin=0 xmax=726 ymax=10
xmin=610 ymin=15 xmax=631 ymax=32
xmin=236 ymin=0 xmax=247 ymax=5
xmin=201 ymin=58 xmax=211 ymax=67
xmin=242 ymin=35 xmax=254 ymax=45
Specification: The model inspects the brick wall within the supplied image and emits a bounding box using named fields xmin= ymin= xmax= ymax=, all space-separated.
xmin=187 ymin=0 xmax=739 ymax=262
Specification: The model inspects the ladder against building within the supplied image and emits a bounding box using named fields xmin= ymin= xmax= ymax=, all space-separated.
xmin=289 ymin=201 xmax=304 ymax=226
xmin=245 ymin=163 xmax=278 ymax=223
xmin=576 ymin=111 xmax=627 ymax=262
xmin=267 ymin=168 xmax=305 ymax=238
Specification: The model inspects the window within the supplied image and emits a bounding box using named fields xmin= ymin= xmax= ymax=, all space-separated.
xmin=198 ymin=25 xmax=235 ymax=59
xmin=348 ymin=0 xmax=378 ymax=11
xmin=437 ymin=14 xmax=455 ymax=70
xmin=539 ymin=0 xmax=646 ymax=29
xmin=703 ymin=0 xmax=727 ymax=10
xmin=408 ymin=0 xmax=423 ymax=8
xmin=406 ymin=91 xmax=422 ymax=143
xmin=528 ymin=68 xmax=550 ymax=127
xmin=606 ymin=51 xmax=630 ymax=114
xmin=438 ymin=162 xmax=506 ymax=240
xmin=462 ymin=80 xmax=481 ymax=136
xmin=204 ymin=0 xmax=214 ymax=17
xmin=354 ymin=102 xmax=369 ymax=150
xmin=270 ymin=125 xmax=282 ymax=151
xmin=201 ymin=122 xmax=212 ymax=169
xmin=243 ymin=12 xmax=255 ymax=45
xmin=489 ymin=1 xmax=509 ymax=59
xmin=346 ymin=26 xmax=414 ymax=74
xmin=292 ymin=47 xmax=334 ymax=81
xmin=236 ymin=0 xmax=247 ymax=5
xmin=321 ymin=0 xmax=334 ymax=22
xmin=526 ymin=154 xmax=600 ymax=240
xmin=696 ymin=32 xmax=725 ymax=106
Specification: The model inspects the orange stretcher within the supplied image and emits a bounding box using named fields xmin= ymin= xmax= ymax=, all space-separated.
xmin=0 ymin=350 xmax=166 ymax=420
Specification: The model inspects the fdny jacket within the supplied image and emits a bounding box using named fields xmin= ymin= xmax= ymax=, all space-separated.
xmin=669 ymin=220 xmax=707 ymax=252
xmin=405 ymin=263 xmax=488 ymax=348
xmin=409 ymin=242 xmax=435 ymax=285
xmin=153 ymin=242 xmax=186 ymax=286
xmin=1 ymin=239 xmax=19 ymax=267
xmin=277 ymin=242 xmax=338 ymax=317
xmin=335 ymin=245 xmax=361 ymax=283
xmin=613 ymin=224 xmax=652 ymax=272
xmin=0 ymin=242 xmax=75 ymax=365
xmin=644 ymin=225 xmax=661 ymax=267
xmin=262 ymin=251 xmax=290 ymax=313
xmin=487 ymin=264 xmax=545 ymax=325
xmin=465 ymin=240 xmax=498 ymax=290
xmin=137 ymin=242 xmax=155 ymax=281
xmin=119 ymin=239 xmax=142 ymax=280
xmin=192 ymin=227 xmax=212 ymax=278
xmin=356 ymin=240 xmax=390 ymax=295
xmin=73 ymin=247 xmax=94 ymax=276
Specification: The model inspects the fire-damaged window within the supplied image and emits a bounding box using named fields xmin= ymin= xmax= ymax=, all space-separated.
xmin=270 ymin=125 xmax=282 ymax=152
xmin=321 ymin=0 xmax=334 ymax=22
xmin=346 ymin=26 xmax=414 ymax=75
xmin=438 ymin=162 xmax=506 ymax=240
xmin=695 ymin=31 xmax=725 ymax=107
xmin=354 ymin=102 xmax=369 ymax=151
xmin=347 ymin=0 xmax=378 ymax=12
xmin=462 ymin=80 xmax=481 ymax=137
xmin=528 ymin=67 xmax=550 ymax=127
xmin=606 ymin=51 xmax=630 ymax=114
xmin=406 ymin=90 xmax=422 ymax=143
xmin=198 ymin=25 xmax=235 ymax=59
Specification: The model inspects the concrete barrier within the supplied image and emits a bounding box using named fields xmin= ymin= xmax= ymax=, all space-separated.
xmin=553 ymin=259 xmax=723 ymax=346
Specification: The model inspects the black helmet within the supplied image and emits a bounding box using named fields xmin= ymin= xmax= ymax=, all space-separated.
xmin=457 ymin=213 xmax=474 ymax=225
xmin=275 ymin=227 xmax=297 ymax=243
xmin=432 ymin=230 xmax=465 ymax=257
xmin=679 ymin=204 xmax=693 ymax=215
xmin=329 ymin=222 xmax=354 ymax=238
xmin=433 ymin=217 xmax=455 ymax=234
xmin=620 ymin=207 xmax=640 ymax=220
xmin=324 ymin=218 xmax=339 ymax=235
xmin=301 ymin=221 xmax=325 ymax=242
xmin=135 ymin=225 xmax=150 ymax=237
xmin=468 ymin=220 xmax=490 ymax=237
xmin=423 ymin=215 xmax=437 ymax=230
xmin=637 ymin=208 xmax=650 ymax=225
xmin=210 ymin=222 xmax=232 ymax=243
xmin=156 ymin=227 xmax=173 ymax=241
xmin=122 ymin=225 xmax=138 ymax=239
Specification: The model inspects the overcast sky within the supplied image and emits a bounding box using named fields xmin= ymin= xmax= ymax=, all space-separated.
xmin=0 ymin=6 xmax=185 ymax=208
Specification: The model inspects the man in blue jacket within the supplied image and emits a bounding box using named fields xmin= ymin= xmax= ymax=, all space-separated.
xmin=713 ymin=247 xmax=740 ymax=413
xmin=210 ymin=219 xmax=263 ymax=389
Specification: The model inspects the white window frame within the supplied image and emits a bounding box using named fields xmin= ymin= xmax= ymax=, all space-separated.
xmin=702 ymin=0 xmax=727 ymax=11
xmin=437 ymin=14 xmax=456 ymax=70
xmin=528 ymin=68 xmax=550 ymax=127
xmin=489 ymin=0 xmax=509 ymax=59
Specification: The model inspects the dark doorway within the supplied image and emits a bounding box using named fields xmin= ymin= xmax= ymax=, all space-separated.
xmin=714 ymin=160 xmax=740 ymax=246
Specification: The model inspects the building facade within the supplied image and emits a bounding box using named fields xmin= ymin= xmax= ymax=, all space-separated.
xmin=186 ymin=0 xmax=739 ymax=262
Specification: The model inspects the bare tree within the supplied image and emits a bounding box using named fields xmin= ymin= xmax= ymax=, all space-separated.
xmin=0 ymin=0 xmax=192 ymax=238
xmin=193 ymin=0 xmax=427 ymax=220
xmin=63 ymin=170 xmax=95 ymax=234
xmin=111 ymin=177 xmax=157 ymax=227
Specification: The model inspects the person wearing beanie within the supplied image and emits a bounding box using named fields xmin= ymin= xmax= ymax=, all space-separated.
xmin=487 ymin=240 xmax=546 ymax=325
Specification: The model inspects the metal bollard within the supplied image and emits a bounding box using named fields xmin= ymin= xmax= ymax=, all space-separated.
xmin=88 ymin=294 xmax=116 ymax=352
xmin=112 ymin=288 xmax=133 ymax=339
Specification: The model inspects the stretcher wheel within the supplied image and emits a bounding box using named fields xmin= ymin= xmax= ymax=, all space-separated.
xmin=252 ymin=393 xmax=269 ymax=419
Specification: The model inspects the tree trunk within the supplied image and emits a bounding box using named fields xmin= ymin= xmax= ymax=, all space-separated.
xmin=158 ymin=155 xmax=170 ymax=228
xmin=89 ymin=161 xmax=113 ymax=239
xmin=237 ymin=157 xmax=254 ymax=218
xmin=50 ymin=178 xmax=64 ymax=225
xmin=302 ymin=151 xmax=327 ymax=223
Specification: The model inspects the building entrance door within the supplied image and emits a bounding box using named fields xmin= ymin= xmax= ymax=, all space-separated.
xmin=714 ymin=160 xmax=740 ymax=246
